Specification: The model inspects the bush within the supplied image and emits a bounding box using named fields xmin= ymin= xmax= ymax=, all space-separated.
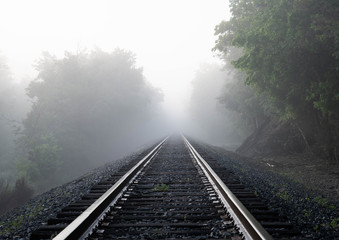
xmin=0 ymin=178 xmax=34 ymax=216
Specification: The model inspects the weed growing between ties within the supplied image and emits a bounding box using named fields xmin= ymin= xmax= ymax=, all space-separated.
xmin=152 ymin=183 xmax=169 ymax=192
xmin=313 ymin=196 xmax=335 ymax=209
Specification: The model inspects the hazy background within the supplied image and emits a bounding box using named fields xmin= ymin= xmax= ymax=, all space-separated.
xmin=1 ymin=0 xmax=336 ymax=218
xmin=0 ymin=0 xmax=235 ymax=196
xmin=186 ymin=63 xmax=245 ymax=149
xmin=0 ymin=0 xmax=230 ymax=122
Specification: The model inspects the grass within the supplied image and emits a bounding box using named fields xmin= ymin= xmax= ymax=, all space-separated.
xmin=330 ymin=217 xmax=339 ymax=229
xmin=152 ymin=183 xmax=169 ymax=192
xmin=0 ymin=203 xmax=43 ymax=235
xmin=303 ymin=209 xmax=311 ymax=218
xmin=276 ymin=187 xmax=291 ymax=201
xmin=313 ymin=196 xmax=335 ymax=209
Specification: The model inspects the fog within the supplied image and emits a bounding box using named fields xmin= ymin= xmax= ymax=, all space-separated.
xmin=14 ymin=49 xmax=173 ymax=191
xmin=0 ymin=0 xmax=230 ymax=120
xmin=185 ymin=64 xmax=244 ymax=149
xmin=0 ymin=0 xmax=234 ymax=207
xmin=0 ymin=57 xmax=31 ymax=183
xmin=1 ymin=0 xmax=335 ymax=220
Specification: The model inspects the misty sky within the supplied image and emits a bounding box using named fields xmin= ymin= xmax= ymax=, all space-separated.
xmin=0 ymin=0 xmax=230 ymax=121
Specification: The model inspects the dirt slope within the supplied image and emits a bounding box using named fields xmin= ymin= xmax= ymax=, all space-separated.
xmin=236 ymin=118 xmax=339 ymax=201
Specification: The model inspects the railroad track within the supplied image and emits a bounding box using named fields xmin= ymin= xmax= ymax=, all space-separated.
xmin=30 ymin=135 xmax=298 ymax=239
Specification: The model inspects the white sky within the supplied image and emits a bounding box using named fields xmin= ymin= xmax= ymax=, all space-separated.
xmin=0 ymin=0 xmax=230 ymax=121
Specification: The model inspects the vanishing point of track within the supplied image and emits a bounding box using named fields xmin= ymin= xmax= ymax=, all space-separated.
xmin=31 ymin=135 xmax=297 ymax=239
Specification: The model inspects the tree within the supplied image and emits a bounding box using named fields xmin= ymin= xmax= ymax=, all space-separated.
xmin=215 ymin=0 xmax=339 ymax=115
xmin=214 ymin=0 xmax=339 ymax=159
xmin=0 ymin=55 xmax=15 ymax=170
xmin=219 ymin=69 xmax=268 ymax=131
xmin=188 ymin=63 xmax=245 ymax=146
xmin=17 ymin=134 xmax=61 ymax=190
xmin=18 ymin=49 xmax=163 ymax=190
xmin=0 ymin=54 xmax=31 ymax=182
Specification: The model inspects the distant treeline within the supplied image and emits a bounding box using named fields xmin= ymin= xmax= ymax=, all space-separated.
xmin=0 ymin=48 xmax=165 ymax=205
xmin=213 ymin=0 xmax=338 ymax=159
xmin=15 ymin=49 xmax=164 ymax=191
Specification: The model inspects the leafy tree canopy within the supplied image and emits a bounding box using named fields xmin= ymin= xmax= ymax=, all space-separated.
xmin=214 ymin=0 xmax=339 ymax=117
xmin=18 ymin=49 xmax=163 ymax=190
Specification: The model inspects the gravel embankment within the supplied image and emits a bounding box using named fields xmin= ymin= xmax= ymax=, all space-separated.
xmin=0 ymin=147 xmax=149 ymax=239
xmin=189 ymin=139 xmax=339 ymax=240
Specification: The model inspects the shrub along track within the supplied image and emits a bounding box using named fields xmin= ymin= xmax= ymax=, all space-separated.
xmin=30 ymin=135 xmax=299 ymax=239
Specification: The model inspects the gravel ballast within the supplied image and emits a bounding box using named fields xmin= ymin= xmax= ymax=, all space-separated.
xmin=0 ymin=146 xmax=151 ymax=239
xmin=0 ymin=138 xmax=338 ymax=239
xmin=189 ymin=139 xmax=338 ymax=240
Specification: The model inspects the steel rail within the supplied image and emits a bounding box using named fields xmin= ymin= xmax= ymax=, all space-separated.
xmin=53 ymin=137 xmax=168 ymax=240
xmin=183 ymin=135 xmax=273 ymax=240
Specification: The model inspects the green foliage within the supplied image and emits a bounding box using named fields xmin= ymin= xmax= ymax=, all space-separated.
xmin=0 ymin=54 xmax=31 ymax=184
xmin=303 ymin=209 xmax=311 ymax=218
xmin=17 ymin=134 xmax=61 ymax=189
xmin=330 ymin=217 xmax=339 ymax=229
xmin=0 ymin=203 xmax=42 ymax=235
xmin=50 ymin=232 xmax=59 ymax=239
xmin=152 ymin=183 xmax=169 ymax=192
xmin=214 ymin=0 xmax=339 ymax=158
xmin=193 ymin=49 xmax=272 ymax=139
xmin=189 ymin=63 xmax=247 ymax=145
xmin=276 ymin=187 xmax=291 ymax=201
xmin=214 ymin=0 xmax=339 ymax=117
xmin=313 ymin=196 xmax=335 ymax=209
xmin=218 ymin=67 xmax=269 ymax=131
xmin=17 ymin=49 xmax=163 ymax=190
